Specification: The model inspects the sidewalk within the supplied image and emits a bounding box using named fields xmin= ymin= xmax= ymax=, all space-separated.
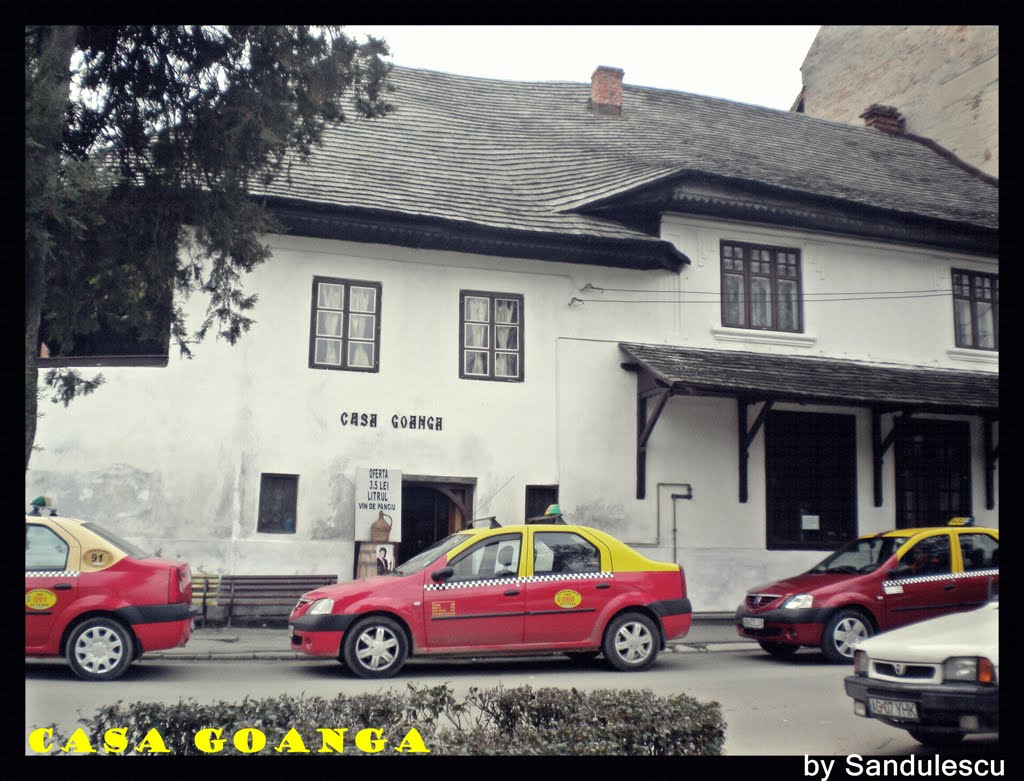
xmin=146 ymin=615 xmax=754 ymax=661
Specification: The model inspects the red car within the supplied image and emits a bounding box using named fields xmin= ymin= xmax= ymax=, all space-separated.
xmin=25 ymin=513 xmax=194 ymax=680
xmin=736 ymin=520 xmax=999 ymax=662
xmin=289 ymin=521 xmax=692 ymax=677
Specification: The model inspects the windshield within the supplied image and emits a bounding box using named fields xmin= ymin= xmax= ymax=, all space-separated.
xmin=392 ymin=533 xmax=470 ymax=576
xmin=81 ymin=522 xmax=152 ymax=559
xmin=808 ymin=535 xmax=909 ymax=575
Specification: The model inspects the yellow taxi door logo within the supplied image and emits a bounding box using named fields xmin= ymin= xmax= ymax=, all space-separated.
xmin=554 ymin=589 xmax=582 ymax=609
xmin=25 ymin=589 xmax=58 ymax=610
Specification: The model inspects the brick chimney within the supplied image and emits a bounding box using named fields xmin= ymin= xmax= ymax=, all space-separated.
xmin=589 ymin=66 xmax=624 ymax=115
xmin=859 ymin=104 xmax=906 ymax=135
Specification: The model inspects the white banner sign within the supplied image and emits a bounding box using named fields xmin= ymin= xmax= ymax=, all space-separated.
xmin=355 ymin=467 xmax=402 ymax=542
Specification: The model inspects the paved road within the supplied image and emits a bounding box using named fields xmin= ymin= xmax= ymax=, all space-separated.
xmin=26 ymin=644 xmax=1000 ymax=758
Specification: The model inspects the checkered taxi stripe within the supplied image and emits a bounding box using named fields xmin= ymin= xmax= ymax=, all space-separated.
xmin=26 ymin=571 xmax=79 ymax=578
xmin=424 ymin=571 xmax=613 ymax=591
xmin=883 ymin=568 xmax=998 ymax=588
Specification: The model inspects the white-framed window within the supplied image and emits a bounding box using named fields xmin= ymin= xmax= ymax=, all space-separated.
xmin=309 ymin=277 xmax=381 ymax=372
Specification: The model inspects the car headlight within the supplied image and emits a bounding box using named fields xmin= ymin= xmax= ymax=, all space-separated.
xmin=943 ymin=656 xmax=996 ymax=684
xmin=307 ymin=598 xmax=335 ymax=615
xmin=853 ymin=649 xmax=869 ymax=675
xmin=782 ymin=594 xmax=814 ymax=609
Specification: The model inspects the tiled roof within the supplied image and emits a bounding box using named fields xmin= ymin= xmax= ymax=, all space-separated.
xmin=619 ymin=342 xmax=997 ymax=413
xmin=259 ymin=66 xmax=998 ymax=250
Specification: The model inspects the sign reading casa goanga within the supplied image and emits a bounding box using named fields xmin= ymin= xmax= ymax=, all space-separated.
xmin=354 ymin=467 xmax=402 ymax=543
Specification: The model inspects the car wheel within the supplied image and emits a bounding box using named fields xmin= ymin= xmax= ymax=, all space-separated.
xmin=603 ymin=612 xmax=659 ymax=671
xmin=907 ymin=728 xmax=966 ymax=747
xmin=821 ymin=609 xmax=872 ymax=663
xmin=758 ymin=640 xmax=799 ymax=659
xmin=565 ymin=651 xmax=601 ymax=665
xmin=342 ymin=616 xmax=408 ymax=679
xmin=67 ymin=617 xmax=134 ymax=681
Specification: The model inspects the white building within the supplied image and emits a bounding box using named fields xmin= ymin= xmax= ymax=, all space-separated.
xmin=30 ymin=66 xmax=998 ymax=613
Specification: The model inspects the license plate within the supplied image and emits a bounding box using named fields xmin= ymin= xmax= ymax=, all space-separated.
xmin=868 ymin=697 xmax=919 ymax=721
xmin=288 ymin=624 xmax=295 ymax=639
xmin=742 ymin=617 xmax=764 ymax=629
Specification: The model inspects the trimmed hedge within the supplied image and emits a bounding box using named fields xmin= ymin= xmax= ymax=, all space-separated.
xmin=47 ymin=684 xmax=726 ymax=756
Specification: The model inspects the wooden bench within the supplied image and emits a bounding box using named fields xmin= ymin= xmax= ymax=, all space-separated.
xmin=191 ymin=574 xmax=221 ymax=627
xmin=219 ymin=574 xmax=338 ymax=626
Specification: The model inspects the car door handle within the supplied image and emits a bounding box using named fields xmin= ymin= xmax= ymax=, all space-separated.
xmin=52 ymin=584 xmax=73 ymax=591
xmin=504 ymin=589 xmax=520 ymax=597
xmin=944 ymin=583 xmax=957 ymax=591
xmin=596 ymin=583 xmax=611 ymax=590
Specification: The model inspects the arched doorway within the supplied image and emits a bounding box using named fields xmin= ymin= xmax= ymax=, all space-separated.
xmin=400 ymin=477 xmax=475 ymax=562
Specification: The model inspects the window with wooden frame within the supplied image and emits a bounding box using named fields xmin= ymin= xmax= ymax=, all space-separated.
xmin=257 ymin=473 xmax=299 ymax=534
xmin=460 ymin=291 xmax=524 ymax=382
xmin=721 ymin=241 xmax=802 ymax=332
xmin=309 ymin=276 xmax=381 ymax=371
xmin=952 ymin=269 xmax=998 ymax=350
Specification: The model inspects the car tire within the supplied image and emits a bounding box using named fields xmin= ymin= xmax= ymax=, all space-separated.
xmin=603 ymin=612 xmax=659 ymax=671
xmin=342 ymin=616 xmax=408 ymax=679
xmin=67 ymin=617 xmax=134 ymax=681
xmin=821 ymin=609 xmax=872 ymax=663
xmin=758 ymin=640 xmax=799 ymax=659
xmin=907 ymin=728 xmax=966 ymax=747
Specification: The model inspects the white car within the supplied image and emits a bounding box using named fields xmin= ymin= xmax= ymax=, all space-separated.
xmin=844 ymin=594 xmax=998 ymax=747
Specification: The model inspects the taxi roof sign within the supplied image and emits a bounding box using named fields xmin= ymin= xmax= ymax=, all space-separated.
xmin=947 ymin=516 xmax=975 ymax=527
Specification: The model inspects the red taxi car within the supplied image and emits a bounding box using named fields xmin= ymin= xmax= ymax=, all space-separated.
xmin=26 ymin=512 xmax=194 ymax=680
xmin=736 ymin=519 xmax=998 ymax=663
xmin=289 ymin=520 xmax=692 ymax=677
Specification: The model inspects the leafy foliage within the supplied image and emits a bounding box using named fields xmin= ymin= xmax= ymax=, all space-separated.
xmin=50 ymin=684 xmax=726 ymax=756
xmin=25 ymin=26 xmax=393 ymax=468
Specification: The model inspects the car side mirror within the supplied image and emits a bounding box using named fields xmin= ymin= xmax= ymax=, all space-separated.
xmin=431 ymin=567 xmax=454 ymax=582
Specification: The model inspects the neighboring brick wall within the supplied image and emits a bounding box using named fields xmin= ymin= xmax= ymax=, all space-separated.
xmin=799 ymin=26 xmax=998 ymax=178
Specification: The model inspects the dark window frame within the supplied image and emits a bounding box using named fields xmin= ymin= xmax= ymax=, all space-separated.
xmin=765 ymin=410 xmax=857 ymax=551
xmin=952 ymin=269 xmax=998 ymax=351
xmin=895 ymin=418 xmax=971 ymax=529
xmin=308 ymin=276 xmax=382 ymax=372
xmin=720 ymin=240 xmax=803 ymax=333
xmin=257 ymin=473 xmax=299 ymax=535
xmin=459 ymin=290 xmax=525 ymax=382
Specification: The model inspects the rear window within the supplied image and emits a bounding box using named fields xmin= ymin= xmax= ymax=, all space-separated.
xmin=81 ymin=522 xmax=151 ymax=560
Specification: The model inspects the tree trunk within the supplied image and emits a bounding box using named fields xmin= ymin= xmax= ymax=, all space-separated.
xmin=26 ymin=25 xmax=78 ymax=471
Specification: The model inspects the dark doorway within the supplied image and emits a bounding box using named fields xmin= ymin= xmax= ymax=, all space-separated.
xmin=400 ymin=480 xmax=475 ymax=561
xmin=765 ymin=411 xmax=857 ymax=550
xmin=895 ymin=419 xmax=971 ymax=528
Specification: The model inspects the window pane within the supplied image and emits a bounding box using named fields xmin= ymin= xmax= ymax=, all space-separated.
xmin=257 ymin=474 xmax=298 ymax=534
xmin=348 ymin=342 xmax=374 ymax=368
xmin=465 ymin=297 xmax=490 ymax=322
xmin=349 ymin=286 xmax=376 ymax=313
xmin=465 ymin=351 xmax=489 ymax=375
xmin=751 ymin=277 xmax=771 ymax=327
xmin=953 ymin=299 xmax=973 ymax=347
xmin=778 ymin=279 xmax=798 ymax=331
xmin=465 ymin=323 xmax=489 ymax=348
xmin=315 ymin=338 xmax=342 ymax=365
xmin=495 ymin=352 xmax=519 ymax=378
xmin=317 ymin=311 xmax=343 ymax=337
xmin=26 ymin=525 xmax=69 ymax=571
xmin=723 ymin=274 xmax=744 ymax=326
xmin=496 ymin=299 xmax=519 ymax=324
xmin=349 ymin=313 xmax=375 ymax=340
xmin=495 ymin=325 xmax=518 ymax=350
xmin=318 ymin=283 xmax=345 ymax=310
xmin=975 ymin=301 xmax=994 ymax=348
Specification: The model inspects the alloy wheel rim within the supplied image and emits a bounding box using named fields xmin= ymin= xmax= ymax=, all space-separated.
xmin=832 ymin=617 xmax=867 ymax=657
xmin=614 ymin=622 xmax=653 ymax=662
xmin=355 ymin=626 xmax=398 ymax=670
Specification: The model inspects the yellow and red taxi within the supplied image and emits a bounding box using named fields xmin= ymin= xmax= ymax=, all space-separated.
xmin=289 ymin=518 xmax=692 ymax=678
xmin=736 ymin=519 xmax=999 ymax=663
xmin=25 ymin=508 xmax=194 ymax=680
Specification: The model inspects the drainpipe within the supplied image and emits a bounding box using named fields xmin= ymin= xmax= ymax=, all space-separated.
xmin=658 ymin=483 xmax=693 ymax=564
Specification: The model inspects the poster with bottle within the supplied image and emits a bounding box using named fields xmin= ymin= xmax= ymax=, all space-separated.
xmin=354 ymin=467 xmax=402 ymax=543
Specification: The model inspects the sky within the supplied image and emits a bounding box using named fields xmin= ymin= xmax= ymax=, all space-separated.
xmin=344 ymin=25 xmax=821 ymax=111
